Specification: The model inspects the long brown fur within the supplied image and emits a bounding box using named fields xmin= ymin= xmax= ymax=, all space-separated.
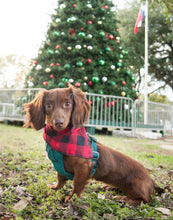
xmin=23 ymin=84 xmax=159 ymax=205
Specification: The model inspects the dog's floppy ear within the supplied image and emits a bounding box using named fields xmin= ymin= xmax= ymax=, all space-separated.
xmin=68 ymin=83 xmax=91 ymax=128
xmin=23 ymin=90 xmax=47 ymax=130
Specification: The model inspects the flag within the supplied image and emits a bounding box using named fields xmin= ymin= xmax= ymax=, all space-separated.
xmin=134 ymin=5 xmax=145 ymax=34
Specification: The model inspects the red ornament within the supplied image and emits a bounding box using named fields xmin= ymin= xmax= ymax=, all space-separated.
xmin=122 ymin=81 xmax=126 ymax=86
xmin=50 ymin=63 xmax=54 ymax=67
xmin=86 ymin=58 xmax=92 ymax=63
xmin=104 ymin=5 xmax=109 ymax=9
xmin=117 ymin=40 xmax=120 ymax=43
xmin=116 ymin=28 xmax=119 ymax=32
xmin=108 ymin=34 xmax=114 ymax=40
xmin=43 ymin=81 xmax=48 ymax=86
xmin=111 ymin=101 xmax=114 ymax=106
xmin=81 ymin=27 xmax=84 ymax=30
xmin=106 ymin=102 xmax=110 ymax=107
xmin=56 ymin=63 xmax=60 ymax=66
xmin=114 ymin=100 xmax=117 ymax=103
xmin=69 ymin=29 xmax=75 ymax=34
xmin=33 ymin=60 xmax=37 ymax=65
xmin=29 ymin=75 xmax=32 ymax=79
xmin=56 ymin=45 xmax=60 ymax=49
xmin=87 ymin=20 xmax=93 ymax=24
xmin=89 ymin=101 xmax=92 ymax=105
xmin=50 ymin=74 xmax=54 ymax=79
xmin=75 ymin=82 xmax=81 ymax=87
xmin=88 ymin=81 xmax=93 ymax=86
xmin=73 ymin=4 xmax=77 ymax=7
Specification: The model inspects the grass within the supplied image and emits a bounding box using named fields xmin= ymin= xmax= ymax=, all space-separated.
xmin=0 ymin=123 xmax=173 ymax=219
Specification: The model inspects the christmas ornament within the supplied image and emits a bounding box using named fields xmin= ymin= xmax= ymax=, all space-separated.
xmin=124 ymin=104 xmax=129 ymax=110
xmin=84 ymin=76 xmax=88 ymax=80
xmin=119 ymin=54 xmax=124 ymax=58
xmin=99 ymin=91 xmax=103 ymax=94
xmin=97 ymin=21 xmax=102 ymax=25
xmin=62 ymin=78 xmax=68 ymax=82
xmin=126 ymin=70 xmax=131 ymax=75
xmin=131 ymin=76 xmax=135 ymax=81
xmin=87 ymin=46 xmax=93 ymax=50
xmin=86 ymin=59 xmax=92 ymax=63
xmin=100 ymin=31 xmax=105 ymax=36
xmin=55 ymin=50 xmax=60 ymax=54
xmin=56 ymin=45 xmax=60 ymax=49
xmin=50 ymin=74 xmax=54 ymax=79
xmin=88 ymin=81 xmax=93 ymax=86
xmin=56 ymin=63 xmax=60 ymax=66
xmin=98 ymin=60 xmax=105 ymax=66
xmin=61 ymin=32 xmax=65 ymax=36
xmin=73 ymin=4 xmax=77 ymax=7
xmin=33 ymin=60 xmax=37 ymax=65
xmin=108 ymin=34 xmax=114 ymax=40
xmin=35 ymin=65 xmax=42 ymax=70
xmin=43 ymin=81 xmax=48 ymax=86
xmin=78 ymin=32 xmax=85 ymax=37
xmin=47 ymin=49 xmax=54 ymax=54
xmin=111 ymin=101 xmax=114 ymax=106
xmin=29 ymin=76 xmax=32 ymax=79
xmin=67 ymin=46 xmax=72 ymax=50
xmin=110 ymin=65 xmax=115 ymax=70
xmin=69 ymin=79 xmax=74 ymax=83
xmin=87 ymin=4 xmax=92 ymax=8
xmin=75 ymin=45 xmax=82 ymax=49
xmin=92 ymin=76 xmax=99 ymax=83
xmin=117 ymin=62 xmax=122 ymax=67
xmin=104 ymin=5 xmax=109 ymax=9
xmin=60 ymin=3 xmax=66 ymax=9
xmin=102 ymin=76 xmax=107 ymax=82
xmin=121 ymin=91 xmax=126 ymax=97
xmin=58 ymin=82 xmax=64 ymax=88
xmin=87 ymin=20 xmax=93 ymax=24
xmin=83 ymin=82 xmax=87 ymax=87
xmin=64 ymin=64 xmax=71 ymax=69
xmin=50 ymin=63 xmax=54 ymax=67
xmin=45 ymin=68 xmax=51 ymax=73
xmin=54 ymin=31 xmax=60 ymax=36
xmin=75 ymin=82 xmax=81 ymax=87
xmin=122 ymin=81 xmax=126 ymax=86
xmin=56 ymin=18 xmax=61 ymax=23
xmin=105 ymin=47 xmax=111 ymax=52
xmin=87 ymin=34 xmax=93 ymax=38
xmin=76 ymin=61 xmax=83 ymax=67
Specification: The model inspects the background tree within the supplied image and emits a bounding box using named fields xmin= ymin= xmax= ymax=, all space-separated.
xmin=26 ymin=0 xmax=137 ymax=99
xmin=117 ymin=0 xmax=173 ymax=93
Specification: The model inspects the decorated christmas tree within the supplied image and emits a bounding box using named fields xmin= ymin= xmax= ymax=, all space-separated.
xmin=26 ymin=0 xmax=137 ymax=99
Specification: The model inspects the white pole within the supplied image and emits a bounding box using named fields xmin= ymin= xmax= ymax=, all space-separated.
xmin=144 ymin=0 xmax=148 ymax=124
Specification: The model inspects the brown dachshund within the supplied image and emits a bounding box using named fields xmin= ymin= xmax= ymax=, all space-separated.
xmin=24 ymin=84 xmax=159 ymax=205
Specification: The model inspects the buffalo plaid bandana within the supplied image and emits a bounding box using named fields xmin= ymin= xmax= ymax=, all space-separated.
xmin=43 ymin=124 xmax=93 ymax=159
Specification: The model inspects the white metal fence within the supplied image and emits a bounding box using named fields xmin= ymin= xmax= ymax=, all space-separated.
xmin=0 ymin=88 xmax=172 ymax=135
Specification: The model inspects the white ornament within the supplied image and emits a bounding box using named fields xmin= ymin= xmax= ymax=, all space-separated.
xmin=56 ymin=18 xmax=61 ymax=23
xmin=102 ymin=77 xmax=107 ymax=82
xmin=35 ymin=65 xmax=42 ymax=70
xmin=71 ymin=16 xmax=76 ymax=21
xmin=69 ymin=79 xmax=74 ymax=83
xmin=83 ymin=82 xmax=87 ymax=86
xmin=124 ymin=104 xmax=129 ymax=110
xmin=87 ymin=34 xmax=93 ymax=38
xmin=87 ymin=45 xmax=93 ymax=50
xmin=111 ymin=65 xmax=115 ymax=70
xmin=87 ymin=4 xmax=92 ymax=8
xmin=45 ymin=68 xmax=51 ymax=73
xmin=75 ymin=45 xmax=82 ymax=49
xmin=61 ymin=32 xmax=65 ymax=35
xmin=60 ymin=4 xmax=66 ymax=9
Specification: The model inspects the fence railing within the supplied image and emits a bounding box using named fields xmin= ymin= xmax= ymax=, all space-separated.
xmin=0 ymin=88 xmax=172 ymax=135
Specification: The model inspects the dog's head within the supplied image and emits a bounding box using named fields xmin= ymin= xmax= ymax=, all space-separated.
xmin=23 ymin=84 xmax=91 ymax=130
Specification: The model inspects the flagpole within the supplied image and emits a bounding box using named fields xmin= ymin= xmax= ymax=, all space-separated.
xmin=144 ymin=0 xmax=148 ymax=124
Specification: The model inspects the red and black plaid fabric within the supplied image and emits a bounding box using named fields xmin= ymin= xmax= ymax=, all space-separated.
xmin=43 ymin=124 xmax=93 ymax=159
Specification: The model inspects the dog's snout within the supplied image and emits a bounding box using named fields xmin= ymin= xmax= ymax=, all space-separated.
xmin=54 ymin=118 xmax=64 ymax=127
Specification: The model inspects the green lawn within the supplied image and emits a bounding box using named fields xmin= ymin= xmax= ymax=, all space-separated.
xmin=0 ymin=124 xmax=173 ymax=219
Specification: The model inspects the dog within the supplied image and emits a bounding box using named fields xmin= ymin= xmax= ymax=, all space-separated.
xmin=23 ymin=84 xmax=159 ymax=205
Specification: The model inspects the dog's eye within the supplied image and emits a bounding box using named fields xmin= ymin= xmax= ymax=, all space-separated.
xmin=46 ymin=103 xmax=52 ymax=108
xmin=64 ymin=101 xmax=71 ymax=107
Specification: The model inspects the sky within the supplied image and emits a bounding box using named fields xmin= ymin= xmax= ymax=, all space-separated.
xmin=0 ymin=0 xmax=126 ymax=58
xmin=0 ymin=0 xmax=172 ymax=100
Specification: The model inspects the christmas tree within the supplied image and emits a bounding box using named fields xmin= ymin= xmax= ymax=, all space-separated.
xmin=26 ymin=0 xmax=137 ymax=99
